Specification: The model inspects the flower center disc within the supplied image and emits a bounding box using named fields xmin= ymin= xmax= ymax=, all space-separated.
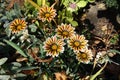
xmin=62 ymin=31 xmax=69 ymax=36
xmin=45 ymin=13 xmax=50 ymax=17
xmin=17 ymin=25 xmax=22 ymax=30
xmin=81 ymin=53 xmax=87 ymax=59
xmin=51 ymin=44 xmax=58 ymax=50
xmin=74 ymin=41 xmax=80 ymax=47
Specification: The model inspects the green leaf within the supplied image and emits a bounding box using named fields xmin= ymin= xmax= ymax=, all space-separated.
xmin=6 ymin=11 xmax=13 ymax=20
xmin=37 ymin=0 xmax=42 ymax=6
xmin=10 ymin=62 xmax=22 ymax=73
xmin=5 ymin=23 xmax=11 ymax=37
xmin=110 ymin=34 xmax=119 ymax=44
xmin=0 ymin=68 xmax=5 ymax=74
xmin=0 ymin=75 xmax=10 ymax=80
xmin=0 ymin=42 xmax=5 ymax=46
xmin=61 ymin=0 xmax=69 ymax=7
xmin=14 ymin=73 xmax=26 ymax=80
xmin=4 ymin=39 xmax=27 ymax=57
xmin=0 ymin=57 xmax=8 ymax=66
xmin=30 ymin=35 xmax=38 ymax=43
xmin=19 ymin=66 xmax=39 ymax=71
xmin=70 ymin=21 xmax=78 ymax=27
xmin=77 ymin=1 xmax=88 ymax=8
xmin=11 ymin=62 xmax=22 ymax=68
xmin=88 ymin=0 xmax=95 ymax=3
xmin=35 ymin=20 xmax=40 ymax=26
xmin=14 ymin=3 xmax=22 ymax=17
xmin=109 ymin=49 xmax=120 ymax=54
xmin=67 ymin=17 xmax=73 ymax=22
xmin=16 ymin=66 xmax=38 ymax=74
xmin=39 ymin=44 xmax=44 ymax=57
xmin=29 ymin=24 xmax=37 ymax=32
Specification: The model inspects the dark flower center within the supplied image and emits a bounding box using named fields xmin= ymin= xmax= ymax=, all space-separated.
xmin=74 ymin=41 xmax=80 ymax=47
xmin=62 ymin=31 xmax=69 ymax=36
xmin=51 ymin=44 xmax=58 ymax=50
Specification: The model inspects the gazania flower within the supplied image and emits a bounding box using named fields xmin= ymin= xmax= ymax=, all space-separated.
xmin=76 ymin=49 xmax=93 ymax=64
xmin=38 ymin=6 xmax=57 ymax=22
xmin=56 ymin=23 xmax=75 ymax=39
xmin=68 ymin=34 xmax=88 ymax=52
xmin=43 ymin=36 xmax=65 ymax=57
xmin=9 ymin=19 xmax=27 ymax=33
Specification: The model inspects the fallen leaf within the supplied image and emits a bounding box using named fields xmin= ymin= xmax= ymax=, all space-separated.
xmin=16 ymin=57 xmax=28 ymax=62
xmin=55 ymin=72 xmax=67 ymax=80
xmin=21 ymin=70 xmax=36 ymax=75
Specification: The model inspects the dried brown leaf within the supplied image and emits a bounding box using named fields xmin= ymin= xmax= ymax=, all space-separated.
xmin=6 ymin=0 xmax=24 ymax=10
xmin=16 ymin=57 xmax=28 ymax=62
xmin=28 ymin=48 xmax=53 ymax=63
xmin=21 ymin=70 xmax=36 ymax=75
xmin=55 ymin=72 xmax=68 ymax=80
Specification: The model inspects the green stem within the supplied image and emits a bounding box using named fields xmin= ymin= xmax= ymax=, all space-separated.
xmin=90 ymin=61 xmax=108 ymax=80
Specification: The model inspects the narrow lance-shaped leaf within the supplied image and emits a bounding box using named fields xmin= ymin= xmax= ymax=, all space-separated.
xmin=0 ymin=75 xmax=10 ymax=80
xmin=4 ymin=39 xmax=27 ymax=57
xmin=109 ymin=49 xmax=120 ymax=54
xmin=0 ymin=57 xmax=8 ymax=66
xmin=26 ymin=0 xmax=40 ymax=10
